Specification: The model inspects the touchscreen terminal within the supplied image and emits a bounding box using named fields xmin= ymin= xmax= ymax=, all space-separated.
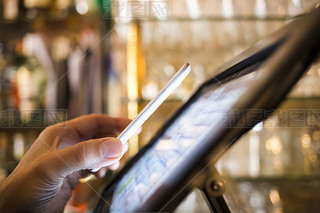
xmin=100 ymin=62 xmax=262 ymax=213
xmin=95 ymin=7 xmax=320 ymax=213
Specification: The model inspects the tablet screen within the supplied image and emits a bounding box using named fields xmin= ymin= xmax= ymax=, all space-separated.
xmin=109 ymin=67 xmax=260 ymax=212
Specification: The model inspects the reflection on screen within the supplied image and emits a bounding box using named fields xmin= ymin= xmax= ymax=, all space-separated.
xmin=109 ymin=72 xmax=258 ymax=213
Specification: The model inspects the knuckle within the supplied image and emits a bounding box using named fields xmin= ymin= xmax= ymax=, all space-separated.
xmin=41 ymin=125 xmax=55 ymax=136
xmin=90 ymin=113 xmax=102 ymax=120
xmin=40 ymin=124 xmax=65 ymax=138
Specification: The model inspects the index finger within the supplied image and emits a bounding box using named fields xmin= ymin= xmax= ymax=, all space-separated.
xmin=66 ymin=114 xmax=131 ymax=140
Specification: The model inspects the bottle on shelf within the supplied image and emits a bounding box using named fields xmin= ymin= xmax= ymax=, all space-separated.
xmin=15 ymin=39 xmax=47 ymax=122
xmin=3 ymin=0 xmax=19 ymax=21
xmin=1 ymin=38 xmax=47 ymax=124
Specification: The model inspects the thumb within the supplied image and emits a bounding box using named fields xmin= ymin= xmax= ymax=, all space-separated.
xmin=52 ymin=138 xmax=123 ymax=177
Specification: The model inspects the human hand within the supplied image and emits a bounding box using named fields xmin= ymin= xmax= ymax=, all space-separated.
xmin=0 ymin=114 xmax=130 ymax=212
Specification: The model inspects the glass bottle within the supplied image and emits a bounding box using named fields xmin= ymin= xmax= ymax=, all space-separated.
xmin=14 ymin=39 xmax=47 ymax=123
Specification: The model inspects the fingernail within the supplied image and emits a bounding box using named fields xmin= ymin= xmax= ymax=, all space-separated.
xmin=101 ymin=139 xmax=122 ymax=158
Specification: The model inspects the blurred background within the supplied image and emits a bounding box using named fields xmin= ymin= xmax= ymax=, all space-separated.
xmin=0 ymin=0 xmax=320 ymax=212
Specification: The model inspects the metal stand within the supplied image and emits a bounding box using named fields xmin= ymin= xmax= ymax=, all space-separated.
xmin=168 ymin=166 xmax=231 ymax=213
xmin=200 ymin=168 xmax=231 ymax=213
